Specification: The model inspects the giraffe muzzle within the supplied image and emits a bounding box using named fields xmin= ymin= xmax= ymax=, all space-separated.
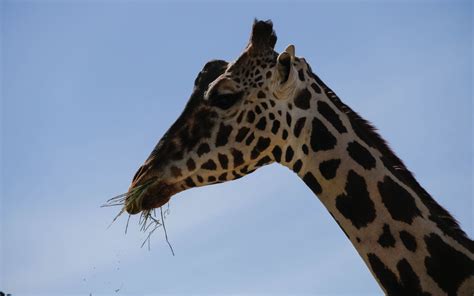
xmin=125 ymin=180 xmax=177 ymax=215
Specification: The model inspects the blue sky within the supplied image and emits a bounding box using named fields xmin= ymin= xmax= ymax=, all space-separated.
xmin=1 ymin=1 xmax=472 ymax=295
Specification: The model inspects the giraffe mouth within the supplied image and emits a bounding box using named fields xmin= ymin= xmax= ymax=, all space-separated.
xmin=125 ymin=180 xmax=178 ymax=215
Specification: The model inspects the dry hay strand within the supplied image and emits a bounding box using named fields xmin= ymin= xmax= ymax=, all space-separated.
xmin=102 ymin=178 xmax=174 ymax=255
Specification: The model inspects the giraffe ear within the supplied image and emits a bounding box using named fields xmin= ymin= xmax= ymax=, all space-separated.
xmin=277 ymin=44 xmax=296 ymax=83
xmin=284 ymin=44 xmax=295 ymax=59
xmin=277 ymin=51 xmax=292 ymax=84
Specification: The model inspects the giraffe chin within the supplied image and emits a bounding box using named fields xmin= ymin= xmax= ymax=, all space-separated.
xmin=125 ymin=182 xmax=177 ymax=215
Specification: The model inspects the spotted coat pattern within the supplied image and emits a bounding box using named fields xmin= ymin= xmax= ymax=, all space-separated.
xmin=125 ymin=20 xmax=474 ymax=295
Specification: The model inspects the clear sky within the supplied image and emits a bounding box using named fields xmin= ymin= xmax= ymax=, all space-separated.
xmin=1 ymin=0 xmax=472 ymax=295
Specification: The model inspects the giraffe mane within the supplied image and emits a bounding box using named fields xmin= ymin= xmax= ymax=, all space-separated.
xmin=308 ymin=68 xmax=474 ymax=253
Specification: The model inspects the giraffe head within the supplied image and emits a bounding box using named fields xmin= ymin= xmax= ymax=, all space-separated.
xmin=126 ymin=20 xmax=311 ymax=214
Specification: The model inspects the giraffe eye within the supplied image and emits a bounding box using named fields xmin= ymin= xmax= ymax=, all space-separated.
xmin=209 ymin=91 xmax=243 ymax=110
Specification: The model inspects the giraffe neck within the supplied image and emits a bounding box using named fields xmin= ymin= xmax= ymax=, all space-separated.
xmin=275 ymin=64 xmax=474 ymax=295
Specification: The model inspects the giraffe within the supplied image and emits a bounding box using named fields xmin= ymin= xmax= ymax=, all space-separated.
xmin=120 ymin=20 xmax=473 ymax=295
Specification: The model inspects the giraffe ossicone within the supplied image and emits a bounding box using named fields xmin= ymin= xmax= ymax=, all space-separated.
xmin=118 ymin=20 xmax=474 ymax=295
